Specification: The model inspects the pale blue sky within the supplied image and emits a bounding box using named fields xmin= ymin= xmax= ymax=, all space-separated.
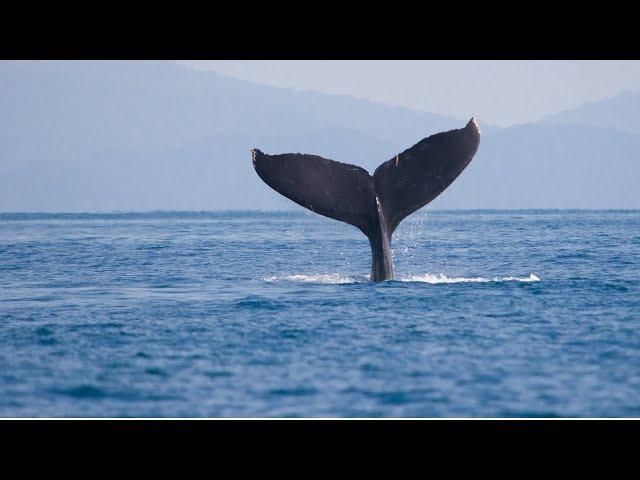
xmin=179 ymin=60 xmax=640 ymax=127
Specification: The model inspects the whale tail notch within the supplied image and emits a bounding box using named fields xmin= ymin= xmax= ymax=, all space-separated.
xmin=252 ymin=118 xmax=481 ymax=281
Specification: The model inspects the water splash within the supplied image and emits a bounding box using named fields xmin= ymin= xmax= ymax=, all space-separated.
xmin=262 ymin=273 xmax=540 ymax=284
xmin=400 ymin=273 xmax=540 ymax=284
xmin=262 ymin=274 xmax=361 ymax=284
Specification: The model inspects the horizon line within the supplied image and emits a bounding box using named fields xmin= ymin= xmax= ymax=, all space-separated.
xmin=2 ymin=208 xmax=639 ymax=216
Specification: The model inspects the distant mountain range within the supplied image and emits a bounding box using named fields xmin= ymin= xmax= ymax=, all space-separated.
xmin=1 ymin=61 xmax=638 ymax=211
xmin=542 ymin=91 xmax=640 ymax=135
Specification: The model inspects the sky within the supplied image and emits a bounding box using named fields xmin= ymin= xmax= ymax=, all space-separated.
xmin=179 ymin=60 xmax=640 ymax=127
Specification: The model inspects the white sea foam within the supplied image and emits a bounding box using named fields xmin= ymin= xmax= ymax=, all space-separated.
xmin=262 ymin=273 xmax=540 ymax=284
xmin=400 ymin=273 xmax=540 ymax=284
xmin=262 ymin=274 xmax=360 ymax=284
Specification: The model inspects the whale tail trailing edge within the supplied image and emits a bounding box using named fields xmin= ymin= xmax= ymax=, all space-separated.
xmin=252 ymin=118 xmax=481 ymax=281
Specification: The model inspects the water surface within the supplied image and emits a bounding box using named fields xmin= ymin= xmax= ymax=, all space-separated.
xmin=0 ymin=210 xmax=638 ymax=417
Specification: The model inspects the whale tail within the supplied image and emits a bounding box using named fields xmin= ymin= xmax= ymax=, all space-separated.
xmin=252 ymin=118 xmax=481 ymax=281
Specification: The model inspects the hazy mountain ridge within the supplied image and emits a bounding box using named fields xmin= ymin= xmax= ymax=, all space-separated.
xmin=0 ymin=61 xmax=638 ymax=211
xmin=441 ymin=122 xmax=640 ymax=209
xmin=0 ymin=61 xmax=456 ymax=164
xmin=541 ymin=90 xmax=640 ymax=135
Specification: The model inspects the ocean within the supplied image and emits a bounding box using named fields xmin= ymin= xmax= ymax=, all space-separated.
xmin=0 ymin=210 xmax=638 ymax=417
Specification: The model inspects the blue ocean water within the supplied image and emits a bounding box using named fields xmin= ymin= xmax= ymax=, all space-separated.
xmin=0 ymin=210 xmax=639 ymax=417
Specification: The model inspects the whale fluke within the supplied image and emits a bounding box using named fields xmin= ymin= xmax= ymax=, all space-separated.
xmin=252 ymin=118 xmax=481 ymax=282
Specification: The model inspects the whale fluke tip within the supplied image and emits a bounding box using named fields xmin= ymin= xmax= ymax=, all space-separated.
xmin=251 ymin=148 xmax=263 ymax=166
xmin=467 ymin=117 xmax=481 ymax=135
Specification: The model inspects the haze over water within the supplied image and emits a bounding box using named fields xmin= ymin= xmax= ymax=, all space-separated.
xmin=1 ymin=210 xmax=638 ymax=417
